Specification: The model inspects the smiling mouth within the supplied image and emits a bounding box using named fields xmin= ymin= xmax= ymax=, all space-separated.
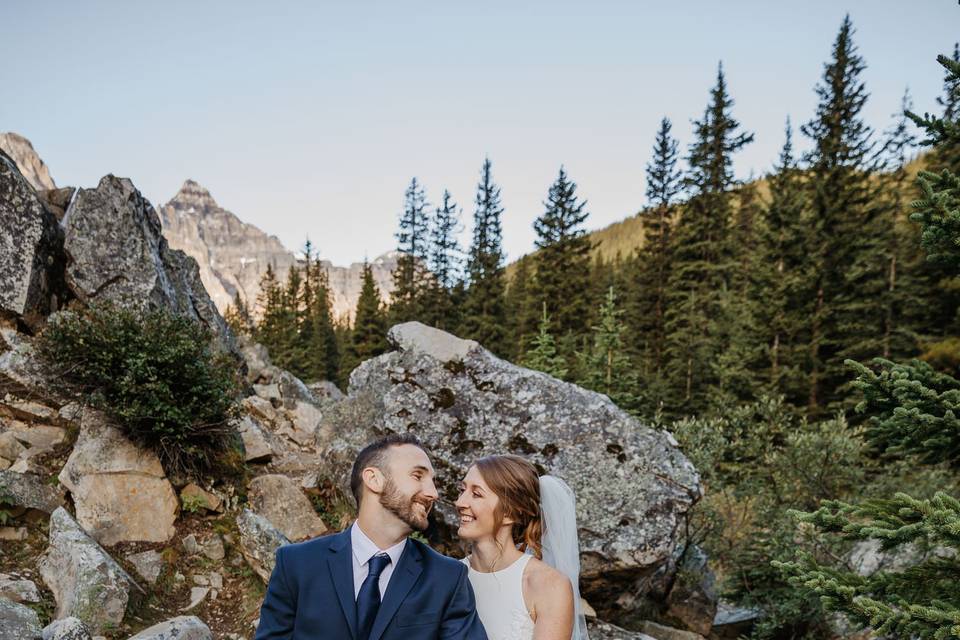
xmin=459 ymin=514 xmax=475 ymax=524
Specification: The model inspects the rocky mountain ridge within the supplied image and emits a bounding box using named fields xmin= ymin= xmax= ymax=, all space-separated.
xmin=159 ymin=180 xmax=398 ymax=321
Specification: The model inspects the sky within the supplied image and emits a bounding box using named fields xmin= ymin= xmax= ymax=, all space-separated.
xmin=2 ymin=1 xmax=957 ymax=266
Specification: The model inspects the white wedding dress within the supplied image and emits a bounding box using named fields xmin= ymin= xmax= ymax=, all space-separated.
xmin=463 ymin=554 xmax=535 ymax=640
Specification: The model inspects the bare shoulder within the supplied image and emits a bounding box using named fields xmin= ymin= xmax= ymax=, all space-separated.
xmin=525 ymin=556 xmax=574 ymax=598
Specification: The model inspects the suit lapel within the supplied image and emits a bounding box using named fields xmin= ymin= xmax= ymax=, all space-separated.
xmin=368 ymin=539 xmax=423 ymax=640
xmin=327 ymin=529 xmax=358 ymax=640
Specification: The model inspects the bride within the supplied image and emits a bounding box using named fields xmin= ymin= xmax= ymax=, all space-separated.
xmin=455 ymin=455 xmax=588 ymax=640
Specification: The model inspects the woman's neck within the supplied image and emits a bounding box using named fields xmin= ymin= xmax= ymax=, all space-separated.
xmin=470 ymin=530 xmax=523 ymax=573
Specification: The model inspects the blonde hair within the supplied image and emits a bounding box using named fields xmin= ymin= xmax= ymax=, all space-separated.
xmin=473 ymin=455 xmax=543 ymax=559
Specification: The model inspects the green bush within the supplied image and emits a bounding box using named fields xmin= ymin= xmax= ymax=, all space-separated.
xmin=37 ymin=303 xmax=243 ymax=478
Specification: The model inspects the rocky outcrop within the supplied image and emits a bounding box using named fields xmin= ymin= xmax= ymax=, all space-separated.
xmin=237 ymin=509 xmax=290 ymax=583
xmin=58 ymin=408 xmax=178 ymax=545
xmin=61 ymin=175 xmax=236 ymax=355
xmin=663 ymin=546 xmax=717 ymax=636
xmin=127 ymin=616 xmax=213 ymax=639
xmin=0 ymin=150 xmax=67 ymax=329
xmin=158 ymin=180 xmax=399 ymax=320
xmin=0 ymin=132 xmax=55 ymax=191
xmin=319 ymin=322 xmax=701 ymax=612
xmin=248 ymin=474 xmax=327 ymax=541
xmin=0 ymin=596 xmax=42 ymax=640
xmin=38 ymin=508 xmax=143 ymax=634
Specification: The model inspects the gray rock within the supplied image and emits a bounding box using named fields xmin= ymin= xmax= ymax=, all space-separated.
xmin=37 ymin=187 xmax=76 ymax=223
xmin=587 ymin=619 xmax=656 ymax=640
xmin=239 ymin=338 xmax=273 ymax=385
xmin=0 ymin=470 xmax=64 ymax=513
xmin=711 ymin=601 xmax=761 ymax=640
xmin=41 ymin=617 xmax=92 ymax=640
xmin=127 ymin=616 xmax=212 ymax=640
xmin=0 ymin=327 xmax=67 ymax=406
xmin=663 ymin=545 xmax=717 ymax=636
xmin=319 ymin=322 xmax=701 ymax=603
xmin=0 ymin=150 xmax=66 ymax=329
xmin=0 ymin=596 xmax=42 ymax=640
xmin=237 ymin=509 xmax=290 ymax=583
xmin=199 ymin=535 xmax=225 ymax=561
xmin=182 ymin=534 xmax=199 ymax=555
xmin=236 ymin=415 xmax=276 ymax=462
xmin=58 ymin=408 xmax=177 ymax=545
xmin=248 ymin=474 xmax=327 ymax=542
xmin=0 ymin=573 xmax=41 ymax=603
xmin=125 ymin=550 xmax=165 ymax=585
xmin=61 ymin=175 xmax=236 ymax=356
xmin=638 ymin=620 xmax=705 ymax=640
xmin=37 ymin=508 xmax=143 ymax=633
xmin=307 ymin=380 xmax=345 ymax=403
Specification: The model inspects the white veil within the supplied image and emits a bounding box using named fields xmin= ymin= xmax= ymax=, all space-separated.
xmin=539 ymin=475 xmax=589 ymax=640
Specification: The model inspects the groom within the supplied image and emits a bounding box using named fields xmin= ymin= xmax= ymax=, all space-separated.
xmin=254 ymin=433 xmax=487 ymax=640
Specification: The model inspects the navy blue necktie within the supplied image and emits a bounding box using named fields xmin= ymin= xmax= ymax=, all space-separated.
xmin=357 ymin=553 xmax=392 ymax=640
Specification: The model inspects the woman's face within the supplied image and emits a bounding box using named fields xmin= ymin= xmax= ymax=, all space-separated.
xmin=455 ymin=465 xmax=504 ymax=541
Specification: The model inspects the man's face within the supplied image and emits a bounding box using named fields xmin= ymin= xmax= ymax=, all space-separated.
xmin=378 ymin=444 xmax=439 ymax=531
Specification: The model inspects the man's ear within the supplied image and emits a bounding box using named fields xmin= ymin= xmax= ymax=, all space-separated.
xmin=362 ymin=467 xmax=385 ymax=495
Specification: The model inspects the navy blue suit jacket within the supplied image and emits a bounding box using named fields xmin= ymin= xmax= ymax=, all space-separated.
xmin=254 ymin=528 xmax=488 ymax=640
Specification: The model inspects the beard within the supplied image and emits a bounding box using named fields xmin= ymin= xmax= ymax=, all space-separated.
xmin=380 ymin=477 xmax=432 ymax=531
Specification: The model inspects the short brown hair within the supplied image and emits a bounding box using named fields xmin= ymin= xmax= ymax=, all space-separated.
xmin=474 ymin=455 xmax=543 ymax=558
xmin=350 ymin=433 xmax=426 ymax=507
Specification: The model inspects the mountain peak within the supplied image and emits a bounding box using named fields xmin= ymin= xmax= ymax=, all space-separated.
xmin=0 ymin=132 xmax=56 ymax=191
xmin=169 ymin=179 xmax=219 ymax=212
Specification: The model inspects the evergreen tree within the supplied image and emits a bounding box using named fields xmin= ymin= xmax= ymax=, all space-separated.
xmin=299 ymin=241 xmax=339 ymax=382
xmin=505 ymin=256 xmax=538 ymax=362
xmin=521 ymin=303 xmax=568 ymax=379
xmin=629 ymin=117 xmax=681 ymax=382
xmin=344 ymin=262 xmax=388 ymax=381
xmin=255 ymin=263 xmax=288 ymax=364
xmin=577 ymin=287 xmax=639 ymax=413
xmin=756 ymin=120 xmax=812 ymax=404
xmin=663 ymin=62 xmax=753 ymax=414
xmin=800 ymin=15 xmax=881 ymax=412
xmin=531 ymin=166 xmax=593 ymax=339
xmin=930 ymin=42 xmax=960 ymax=173
xmin=424 ymin=189 xmax=462 ymax=330
xmin=776 ymin=52 xmax=960 ymax=640
xmin=461 ymin=158 xmax=508 ymax=354
xmin=224 ymin=291 xmax=253 ymax=338
xmin=390 ymin=178 xmax=431 ymax=324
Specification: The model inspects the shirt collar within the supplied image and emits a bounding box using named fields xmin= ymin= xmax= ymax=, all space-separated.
xmin=351 ymin=521 xmax=406 ymax=568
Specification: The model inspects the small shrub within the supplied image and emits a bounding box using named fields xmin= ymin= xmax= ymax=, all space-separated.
xmin=37 ymin=302 xmax=243 ymax=478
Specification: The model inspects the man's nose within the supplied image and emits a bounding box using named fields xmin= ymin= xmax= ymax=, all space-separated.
xmin=423 ymin=477 xmax=439 ymax=501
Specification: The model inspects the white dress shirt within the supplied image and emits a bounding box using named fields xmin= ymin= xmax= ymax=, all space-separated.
xmin=351 ymin=521 xmax=407 ymax=599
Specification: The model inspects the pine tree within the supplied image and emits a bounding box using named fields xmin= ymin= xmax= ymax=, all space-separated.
xmin=461 ymin=158 xmax=508 ymax=354
xmin=577 ymin=287 xmax=639 ymax=413
xmin=756 ymin=120 xmax=813 ymax=404
xmin=628 ymin=117 xmax=681 ymax=383
xmin=521 ymin=303 xmax=568 ymax=379
xmin=776 ymin=52 xmax=960 ymax=640
xmin=224 ymin=291 xmax=253 ymax=338
xmin=530 ymin=166 xmax=593 ymax=339
xmin=505 ymin=256 xmax=538 ymax=362
xmin=930 ymin=43 xmax=960 ymax=173
xmin=255 ymin=262 xmax=287 ymax=363
xmin=390 ymin=178 xmax=431 ymax=324
xmin=344 ymin=262 xmax=388 ymax=382
xmin=800 ymin=15 xmax=880 ymax=412
xmin=663 ymin=62 xmax=753 ymax=414
xmin=424 ymin=189 xmax=462 ymax=330
xmin=299 ymin=244 xmax=339 ymax=383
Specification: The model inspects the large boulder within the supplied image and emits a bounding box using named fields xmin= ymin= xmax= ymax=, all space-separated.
xmin=37 ymin=508 xmax=143 ymax=634
xmin=248 ymin=474 xmax=327 ymax=541
xmin=127 ymin=616 xmax=213 ymax=639
xmin=237 ymin=509 xmax=290 ymax=583
xmin=58 ymin=408 xmax=177 ymax=545
xmin=0 ymin=150 xmax=67 ymax=330
xmin=319 ymin=322 xmax=701 ymax=610
xmin=61 ymin=175 xmax=236 ymax=355
xmin=0 ymin=596 xmax=42 ymax=640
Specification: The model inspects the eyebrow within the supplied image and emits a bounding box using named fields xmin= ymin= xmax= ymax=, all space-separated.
xmin=413 ymin=465 xmax=433 ymax=475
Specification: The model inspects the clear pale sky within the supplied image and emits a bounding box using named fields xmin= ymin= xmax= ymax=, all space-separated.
xmin=2 ymin=1 xmax=957 ymax=266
